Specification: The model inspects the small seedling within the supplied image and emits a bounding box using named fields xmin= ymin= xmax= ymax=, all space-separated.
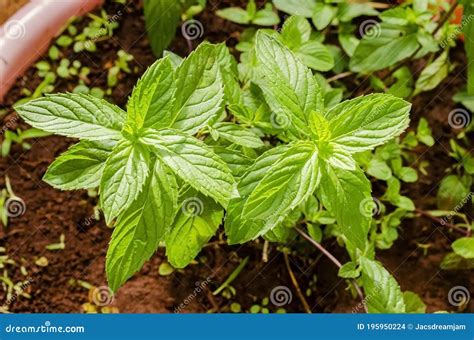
xmin=1 ymin=128 xmax=52 ymax=157
xmin=212 ymin=257 xmax=249 ymax=296
xmin=107 ymin=50 xmax=134 ymax=88
xmin=158 ymin=262 xmax=174 ymax=276
xmin=45 ymin=234 xmax=66 ymax=251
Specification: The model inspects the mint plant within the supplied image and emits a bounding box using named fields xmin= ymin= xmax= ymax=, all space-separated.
xmin=225 ymin=32 xmax=411 ymax=254
xmin=15 ymin=29 xmax=413 ymax=309
xmin=15 ymin=43 xmax=236 ymax=291
xmin=226 ymin=32 xmax=413 ymax=312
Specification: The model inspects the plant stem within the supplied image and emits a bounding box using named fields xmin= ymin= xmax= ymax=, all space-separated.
xmin=283 ymin=252 xmax=312 ymax=313
xmin=262 ymin=240 xmax=269 ymax=263
xmin=294 ymin=226 xmax=368 ymax=313
xmin=4 ymin=175 xmax=17 ymax=199
xmin=186 ymin=38 xmax=193 ymax=53
xmin=433 ymin=2 xmax=459 ymax=37
xmin=415 ymin=209 xmax=469 ymax=236
xmin=295 ymin=227 xmax=342 ymax=268
xmin=212 ymin=256 xmax=249 ymax=296
xmin=327 ymin=72 xmax=353 ymax=83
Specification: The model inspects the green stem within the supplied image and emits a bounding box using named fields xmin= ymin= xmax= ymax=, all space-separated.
xmin=212 ymin=256 xmax=249 ymax=296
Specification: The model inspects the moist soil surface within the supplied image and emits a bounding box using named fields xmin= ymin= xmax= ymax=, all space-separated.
xmin=0 ymin=0 xmax=472 ymax=313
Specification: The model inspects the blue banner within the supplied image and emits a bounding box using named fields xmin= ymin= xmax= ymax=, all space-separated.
xmin=0 ymin=314 xmax=472 ymax=339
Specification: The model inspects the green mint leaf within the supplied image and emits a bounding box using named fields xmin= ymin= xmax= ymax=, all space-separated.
xmin=403 ymin=291 xmax=426 ymax=313
xmin=166 ymin=190 xmax=223 ymax=268
xmin=242 ymin=141 xmax=319 ymax=221
xmin=436 ymin=175 xmax=471 ymax=210
xmin=253 ymin=5 xmax=280 ymax=26
xmin=280 ymin=16 xmax=334 ymax=71
xmin=106 ymin=160 xmax=178 ymax=291
xmin=144 ymin=0 xmax=181 ymax=57
xmin=308 ymin=111 xmax=330 ymax=142
xmin=273 ymin=0 xmax=316 ymax=17
xmin=14 ymin=93 xmax=126 ymax=141
xmin=163 ymin=50 xmax=184 ymax=69
xmin=350 ymin=25 xmax=419 ymax=73
xmin=338 ymin=3 xmax=378 ymax=22
xmin=44 ymin=140 xmax=113 ymax=190
xmin=379 ymin=7 xmax=409 ymax=26
xmin=441 ymin=252 xmax=474 ymax=270
xmin=326 ymin=94 xmax=411 ymax=153
xmin=367 ymin=158 xmax=393 ymax=181
xmin=317 ymin=163 xmax=371 ymax=251
xmin=212 ymin=146 xmax=254 ymax=178
xmin=216 ymin=7 xmax=251 ymax=24
xmin=171 ymin=43 xmax=225 ymax=135
xmin=338 ymin=261 xmax=360 ymax=279
xmin=215 ymin=44 xmax=242 ymax=106
xmin=225 ymin=145 xmax=289 ymax=244
xmin=281 ymin=16 xmax=311 ymax=49
xmin=452 ymin=237 xmax=474 ymax=259
xmin=212 ymin=122 xmax=264 ymax=148
xmin=140 ymin=128 xmax=235 ymax=207
xmin=396 ymin=166 xmax=418 ymax=183
xmin=327 ymin=145 xmax=356 ymax=171
xmin=297 ymin=41 xmax=334 ymax=72
xmin=225 ymin=143 xmax=318 ymax=243
xmin=312 ymin=3 xmax=336 ymax=30
xmin=414 ymin=50 xmax=450 ymax=96
xmin=246 ymin=0 xmax=257 ymax=18
xmin=126 ymin=56 xmax=175 ymax=131
xmin=254 ymin=31 xmax=322 ymax=139
xmin=338 ymin=33 xmax=359 ymax=58
xmin=416 ymin=118 xmax=435 ymax=147
xmin=360 ymin=256 xmax=406 ymax=313
xmin=100 ymin=140 xmax=151 ymax=224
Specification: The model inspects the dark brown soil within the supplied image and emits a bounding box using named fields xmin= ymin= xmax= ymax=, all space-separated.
xmin=0 ymin=0 xmax=472 ymax=313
